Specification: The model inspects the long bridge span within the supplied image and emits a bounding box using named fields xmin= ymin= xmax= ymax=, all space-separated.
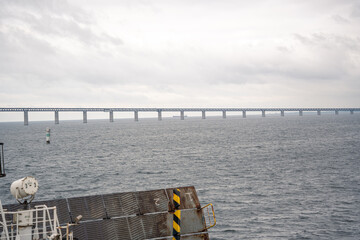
xmin=0 ymin=107 xmax=359 ymax=125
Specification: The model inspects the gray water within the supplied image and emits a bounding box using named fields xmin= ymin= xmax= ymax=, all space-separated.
xmin=0 ymin=114 xmax=359 ymax=239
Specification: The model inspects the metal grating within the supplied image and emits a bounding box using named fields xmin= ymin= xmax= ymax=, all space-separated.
xmin=31 ymin=199 xmax=71 ymax=224
xmin=73 ymin=222 xmax=87 ymax=239
xmin=68 ymin=195 xmax=106 ymax=222
xmin=119 ymin=192 xmax=141 ymax=216
xmin=85 ymin=195 xmax=106 ymax=220
xmin=102 ymin=192 xmax=125 ymax=218
xmin=97 ymin=219 xmax=118 ymax=240
xmin=180 ymin=209 xmax=207 ymax=235
xmin=137 ymin=189 xmax=169 ymax=214
xmin=127 ymin=215 xmax=146 ymax=240
xmin=1 ymin=186 xmax=212 ymax=240
xmin=142 ymin=212 xmax=171 ymax=239
xmin=82 ymin=220 xmax=105 ymax=240
xmin=112 ymin=217 xmax=131 ymax=240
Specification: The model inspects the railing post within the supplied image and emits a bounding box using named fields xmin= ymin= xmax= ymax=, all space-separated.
xmin=222 ymin=110 xmax=226 ymax=119
xmin=172 ymin=189 xmax=181 ymax=240
xmin=242 ymin=110 xmax=246 ymax=118
xmin=0 ymin=200 xmax=9 ymax=239
xmin=202 ymin=110 xmax=206 ymax=119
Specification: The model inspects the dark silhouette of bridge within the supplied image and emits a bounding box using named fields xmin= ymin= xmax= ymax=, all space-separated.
xmin=0 ymin=107 xmax=359 ymax=125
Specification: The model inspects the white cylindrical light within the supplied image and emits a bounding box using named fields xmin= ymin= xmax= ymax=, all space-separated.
xmin=10 ymin=176 xmax=39 ymax=200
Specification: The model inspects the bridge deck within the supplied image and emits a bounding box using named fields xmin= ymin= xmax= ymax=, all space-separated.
xmin=1 ymin=107 xmax=359 ymax=112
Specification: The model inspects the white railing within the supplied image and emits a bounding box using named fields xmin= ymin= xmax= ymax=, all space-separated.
xmin=0 ymin=201 xmax=62 ymax=240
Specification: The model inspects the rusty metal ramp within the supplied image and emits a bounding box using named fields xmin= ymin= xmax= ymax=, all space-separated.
xmin=1 ymin=186 xmax=216 ymax=240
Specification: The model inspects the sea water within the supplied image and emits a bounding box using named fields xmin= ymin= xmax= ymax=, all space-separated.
xmin=0 ymin=114 xmax=359 ymax=239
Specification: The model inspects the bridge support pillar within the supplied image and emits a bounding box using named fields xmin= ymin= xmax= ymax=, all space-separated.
xmin=335 ymin=110 xmax=339 ymax=115
xmin=83 ymin=111 xmax=87 ymax=123
xmin=110 ymin=111 xmax=114 ymax=122
xmin=242 ymin=110 xmax=246 ymax=118
xmin=317 ymin=110 xmax=321 ymax=116
xmin=222 ymin=111 xmax=226 ymax=119
xmin=299 ymin=110 xmax=303 ymax=116
xmin=180 ymin=111 xmax=185 ymax=120
xmin=24 ymin=111 xmax=29 ymax=126
xmin=134 ymin=111 xmax=139 ymax=122
xmin=350 ymin=110 xmax=354 ymax=115
xmin=262 ymin=110 xmax=265 ymax=117
xmin=281 ymin=110 xmax=284 ymax=117
xmin=55 ymin=111 xmax=59 ymax=124
xmin=158 ymin=110 xmax=162 ymax=121
xmin=202 ymin=110 xmax=206 ymax=119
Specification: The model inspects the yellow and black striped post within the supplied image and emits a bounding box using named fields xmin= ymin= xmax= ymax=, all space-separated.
xmin=173 ymin=188 xmax=181 ymax=240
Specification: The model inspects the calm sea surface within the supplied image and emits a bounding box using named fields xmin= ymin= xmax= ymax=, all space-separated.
xmin=0 ymin=114 xmax=359 ymax=239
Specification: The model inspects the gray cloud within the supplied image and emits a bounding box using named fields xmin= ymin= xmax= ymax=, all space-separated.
xmin=0 ymin=0 xmax=359 ymax=113
xmin=332 ymin=15 xmax=350 ymax=24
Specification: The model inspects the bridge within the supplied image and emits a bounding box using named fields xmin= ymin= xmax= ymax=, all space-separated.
xmin=0 ymin=107 xmax=359 ymax=125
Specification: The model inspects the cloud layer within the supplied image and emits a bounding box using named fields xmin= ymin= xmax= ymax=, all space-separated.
xmin=1 ymin=0 xmax=359 ymax=112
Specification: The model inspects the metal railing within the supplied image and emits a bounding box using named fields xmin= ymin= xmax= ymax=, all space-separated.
xmin=201 ymin=203 xmax=216 ymax=230
xmin=0 ymin=201 xmax=62 ymax=240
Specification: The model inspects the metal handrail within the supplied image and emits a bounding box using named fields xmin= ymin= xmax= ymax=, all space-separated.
xmin=0 ymin=204 xmax=61 ymax=240
xmin=0 ymin=201 xmax=9 ymax=239
xmin=201 ymin=203 xmax=216 ymax=230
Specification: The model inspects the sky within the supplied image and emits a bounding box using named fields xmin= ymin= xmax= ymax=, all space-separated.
xmin=0 ymin=0 xmax=360 ymax=121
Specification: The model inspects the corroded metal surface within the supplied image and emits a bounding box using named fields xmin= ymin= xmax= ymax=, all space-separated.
xmin=154 ymin=232 xmax=210 ymax=240
xmin=2 ymin=186 xmax=212 ymax=240
xmin=167 ymin=186 xmax=201 ymax=211
xmin=137 ymin=189 xmax=169 ymax=214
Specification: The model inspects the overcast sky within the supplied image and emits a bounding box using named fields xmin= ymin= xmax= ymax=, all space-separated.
xmin=1 ymin=0 xmax=360 ymax=115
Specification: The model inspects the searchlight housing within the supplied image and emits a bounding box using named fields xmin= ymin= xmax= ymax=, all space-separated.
xmin=10 ymin=176 xmax=39 ymax=204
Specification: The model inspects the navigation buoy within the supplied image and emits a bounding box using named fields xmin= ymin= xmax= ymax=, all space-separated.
xmin=46 ymin=127 xmax=50 ymax=144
